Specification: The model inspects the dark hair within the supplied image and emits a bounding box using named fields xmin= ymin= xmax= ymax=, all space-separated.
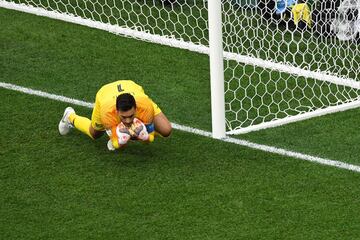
xmin=116 ymin=93 xmax=136 ymax=111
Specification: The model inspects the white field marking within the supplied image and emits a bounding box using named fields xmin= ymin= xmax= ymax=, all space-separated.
xmin=2 ymin=81 xmax=360 ymax=173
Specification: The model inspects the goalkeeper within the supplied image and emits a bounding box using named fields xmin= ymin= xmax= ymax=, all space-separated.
xmin=58 ymin=80 xmax=172 ymax=150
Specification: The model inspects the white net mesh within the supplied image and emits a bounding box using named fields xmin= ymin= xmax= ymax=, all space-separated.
xmin=2 ymin=0 xmax=360 ymax=133
xmin=222 ymin=0 xmax=360 ymax=132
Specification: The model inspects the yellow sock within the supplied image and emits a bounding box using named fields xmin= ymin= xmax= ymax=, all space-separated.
xmin=69 ymin=113 xmax=94 ymax=139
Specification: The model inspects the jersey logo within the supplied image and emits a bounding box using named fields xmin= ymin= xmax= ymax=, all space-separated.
xmin=117 ymin=84 xmax=124 ymax=92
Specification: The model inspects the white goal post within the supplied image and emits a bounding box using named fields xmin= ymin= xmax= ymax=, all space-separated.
xmin=1 ymin=0 xmax=359 ymax=139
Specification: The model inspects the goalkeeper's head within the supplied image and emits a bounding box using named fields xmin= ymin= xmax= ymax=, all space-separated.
xmin=116 ymin=93 xmax=136 ymax=127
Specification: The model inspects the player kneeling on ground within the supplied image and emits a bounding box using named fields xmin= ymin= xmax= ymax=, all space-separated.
xmin=58 ymin=80 xmax=172 ymax=150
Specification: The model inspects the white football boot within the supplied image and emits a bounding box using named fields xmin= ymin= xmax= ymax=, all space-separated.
xmin=58 ymin=107 xmax=75 ymax=135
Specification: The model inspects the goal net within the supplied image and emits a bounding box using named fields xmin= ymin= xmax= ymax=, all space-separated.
xmin=1 ymin=0 xmax=359 ymax=135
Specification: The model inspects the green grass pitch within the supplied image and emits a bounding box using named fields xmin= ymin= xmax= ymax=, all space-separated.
xmin=1 ymin=7 xmax=360 ymax=239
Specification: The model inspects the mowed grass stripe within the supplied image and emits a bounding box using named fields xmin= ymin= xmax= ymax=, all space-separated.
xmin=3 ymin=87 xmax=360 ymax=240
xmin=2 ymin=81 xmax=360 ymax=173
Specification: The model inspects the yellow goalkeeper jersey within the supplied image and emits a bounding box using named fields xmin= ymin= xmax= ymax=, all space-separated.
xmin=91 ymin=80 xmax=161 ymax=131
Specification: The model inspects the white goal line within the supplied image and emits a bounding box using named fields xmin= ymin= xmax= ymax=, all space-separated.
xmin=1 ymin=0 xmax=359 ymax=90
xmin=1 ymin=81 xmax=360 ymax=174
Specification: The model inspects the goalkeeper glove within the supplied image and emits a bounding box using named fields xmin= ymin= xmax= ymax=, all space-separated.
xmin=106 ymin=122 xmax=131 ymax=151
xmin=129 ymin=118 xmax=151 ymax=142
xmin=116 ymin=122 xmax=131 ymax=145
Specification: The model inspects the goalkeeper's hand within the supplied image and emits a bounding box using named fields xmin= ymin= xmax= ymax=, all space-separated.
xmin=107 ymin=122 xmax=131 ymax=151
xmin=116 ymin=122 xmax=132 ymax=145
xmin=128 ymin=118 xmax=153 ymax=142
